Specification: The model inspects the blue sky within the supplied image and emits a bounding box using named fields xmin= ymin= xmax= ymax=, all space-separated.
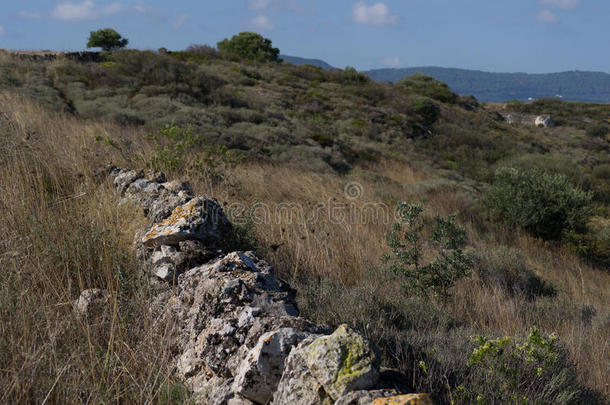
xmin=0 ymin=0 xmax=608 ymax=73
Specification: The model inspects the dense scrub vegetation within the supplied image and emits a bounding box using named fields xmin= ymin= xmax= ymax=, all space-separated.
xmin=0 ymin=46 xmax=608 ymax=403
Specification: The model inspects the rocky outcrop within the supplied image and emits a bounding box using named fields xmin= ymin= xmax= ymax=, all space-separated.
xmin=96 ymin=167 xmax=434 ymax=404
xmin=499 ymin=113 xmax=553 ymax=128
xmin=534 ymin=115 xmax=553 ymax=128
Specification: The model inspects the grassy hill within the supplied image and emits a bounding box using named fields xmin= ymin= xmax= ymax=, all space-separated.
xmin=365 ymin=66 xmax=610 ymax=103
xmin=0 ymin=48 xmax=608 ymax=404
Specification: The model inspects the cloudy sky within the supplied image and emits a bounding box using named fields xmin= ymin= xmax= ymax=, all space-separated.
xmin=0 ymin=0 xmax=608 ymax=73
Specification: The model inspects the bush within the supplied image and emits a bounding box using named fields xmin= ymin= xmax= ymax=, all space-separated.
xmin=86 ymin=28 xmax=128 ymax=51
xmin=401 ymin=73 xmax=457 ymax=103
xmin=465 ymin=328 xmax=585 ymax=404
xmin=586 ymin=122 xmax=609 ymax=138
xmin=217 ymin=32 xmax=279 ymax=62
xmin=411 ymin=97 xmax=440 ymax=126
xmin=385 ymin=202 xmax=473 ymax=304
xmin=483 ymin=167 xmax=593 ymax=241
xmin=342 ymin=66 xmax=369 ymax=84
xmin=185 ymin=44 xmax=218 ymax=57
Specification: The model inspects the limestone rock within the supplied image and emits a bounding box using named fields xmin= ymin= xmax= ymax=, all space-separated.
xmin=171 ymin=251 xmax=306 ymax=388
xmin=233 ymin=327 xmax=311 ymax=404
xmin=535 ymin=115 xmax=553 ymax=128
xmin=371 ymin=393 xmax=435 ymax=405
xmin=73 ymin=289 xmax=108 ymax=317
xmin=303 ymin=324 xmax=380 ymax=400
xmin=148 ymin=245 xmax=187 ymax=280
xmin=334 ymin=389 xmax=400 ymax=405
xmin=272 ymin=336 xmax=331 ymax=405
xmin=111 ymin=168 xmax=166 ymax=195
xmin=142 ymin=197 xmax=232 ymax=248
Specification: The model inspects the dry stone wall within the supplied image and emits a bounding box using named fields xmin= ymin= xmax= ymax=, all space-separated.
xmin=82 ymin=167 xmax=435 ymax=405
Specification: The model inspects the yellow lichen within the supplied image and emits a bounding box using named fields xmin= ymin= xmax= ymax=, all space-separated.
xmin=371 ymin=394 xmax=435 ymax=405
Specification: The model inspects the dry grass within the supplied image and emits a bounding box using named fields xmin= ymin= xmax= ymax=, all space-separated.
xmin=1 ymin=91 xmax=608 ymax=402
xmin=0 ymin=93 xmax=182 ymax=403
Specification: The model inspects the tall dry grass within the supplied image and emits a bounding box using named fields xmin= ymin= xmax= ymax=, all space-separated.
xmin=1 ymin=91 xmax=608 ymax=402
xmin=0 ymin=93 xmax=182 ymax=403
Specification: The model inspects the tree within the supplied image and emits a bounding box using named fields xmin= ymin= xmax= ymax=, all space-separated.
xmin=217 ymin=32 xmax=279 ymax=62
xmin=87 ymin=28 xmax=128 ymax=51
xmin=385 ymin=202 xmax=473 ymax=304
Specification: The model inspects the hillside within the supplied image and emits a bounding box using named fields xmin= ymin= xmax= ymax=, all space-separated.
xmin=280 ymin=54 xmax=336 ymax=70
xmin=0 ymin=48 xmax=609 ymax=404
xmin=365 ymin=66 xmax=610 ymax=103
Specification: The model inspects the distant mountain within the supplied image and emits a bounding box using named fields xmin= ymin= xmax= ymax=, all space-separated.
xmin=280 ymin=55 xmax=336 ymax=70
xmin=364 ymin=66 xmax=610 ymax=103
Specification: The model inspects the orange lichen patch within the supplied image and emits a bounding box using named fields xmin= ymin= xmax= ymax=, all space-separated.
xmin=372 ymin=394 xmax=435 ymax=405
xmin=142 ymin=199 xmax=202 ymax=242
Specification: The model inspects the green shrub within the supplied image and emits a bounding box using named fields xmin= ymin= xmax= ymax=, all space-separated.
xmin=146 ymin=123 xmax=201 ymax=171
xmin=401 ymin=73 xmax=457 ymax=103
xmin=411 ymin=97 xmax=440 ymax=126
xmin=217 ymin=32 xmax=279 ymax=62
xmin=185 ymin=44 xmax=218 ymax=57
xmin=385 ymin=202 xmax=473 ymax=304
xmin=342 ymin=66 xmax=369 ymax=84
xmin=483 ymin=167 xmax=593 ymax=241
xmin=465 ymin=328 xmax=584 ymax=405
xmin=586 ymin=122 xmax=609 ymax=138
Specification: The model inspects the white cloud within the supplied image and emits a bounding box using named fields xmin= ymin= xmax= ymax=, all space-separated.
xmin=0 ymin=25 xmax=4 ymax=36
xmin=353 ymin=2 xmax=399 ymax=26
xmin=19 ymin=11 xmax=42 ymax=19
xmin=247 ymin=14 xmax=275 ymax=31
xmin=248 ymin=0 xmax=272 ymax=10
xmin=537 ymin=8 xmax=558 ymax=23
xmin=173 ymin=14 xmax=188 ymax=30
xmin=248 ymin=0 xmax=306 ymax=13
xmin=51 ymin=0 xmax=124 ymax=21
xmin=539 ymin=0 xmax=580 ymax=10
xmin=133 ymin=4 xmax=154 ymax=14
xmin=103 ymin=3 xmax=124 ymax=15
xmin=380 ymin=57 xmax=401 ymax=68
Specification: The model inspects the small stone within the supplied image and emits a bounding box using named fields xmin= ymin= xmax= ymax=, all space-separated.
xmin=73 ymin=289 xmax=109 ymax=317
xmin=162 ymin=180 xmax=192 ymax=194
xmin=151 ymin=263 xmax=176 ymax=280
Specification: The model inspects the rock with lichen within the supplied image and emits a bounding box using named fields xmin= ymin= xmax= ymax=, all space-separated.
xmin=142 ymin=197 xmax=232 ymax=248
xmin=303 ymin=324 xmax=380 ymax=400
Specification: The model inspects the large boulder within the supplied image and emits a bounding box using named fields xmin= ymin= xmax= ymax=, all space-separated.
xmin=170 ymin=251 xmax=308 ymax=390
xmin=303 ymin=324 xmax=380 ymax=400
xmin=142 ymin=197 xmax=232 ymax=248
xmin=233 ymin=327 xmax=311 ymax=404
xmin=272 ymin=336 xmax=332 ymax=405
xmin=535 ymin=115 xmax=553 ymax=128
